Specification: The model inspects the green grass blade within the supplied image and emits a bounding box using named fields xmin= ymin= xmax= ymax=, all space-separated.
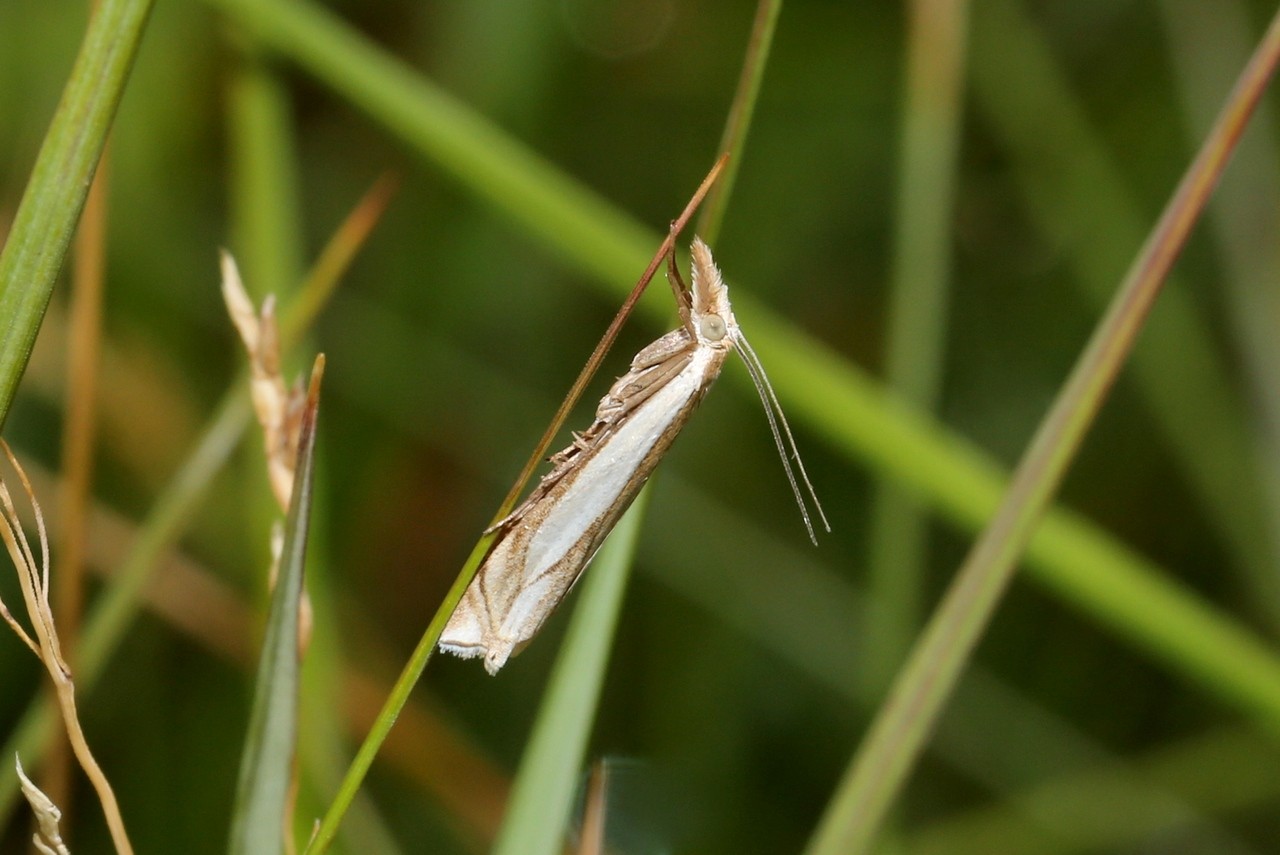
xmin=864 ymin=0 xmax=970 ymax=692
xmin=228 ymin=358 xmax=325 ymax=855
xmin=972 ymin=0 xmax=1280 ymax=618
xmin=0 ymin=0 xmax=155 ymax=426
xmin=492 ymin=495 xmax=647 ymax=855
xmin=228 ymin=49 xmax=306 ymax=298
xmin=805 ymin=9 xmax=1280 ymax=852
xmin=696 ymin=0 xmax=783 ymax=244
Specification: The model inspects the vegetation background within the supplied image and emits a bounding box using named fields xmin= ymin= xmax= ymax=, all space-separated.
xmin=2 ymin=0 xmax=1280 ymax=852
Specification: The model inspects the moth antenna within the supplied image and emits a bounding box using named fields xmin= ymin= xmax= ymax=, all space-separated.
xmin=735 ymin=333 xmax=830 ymax=543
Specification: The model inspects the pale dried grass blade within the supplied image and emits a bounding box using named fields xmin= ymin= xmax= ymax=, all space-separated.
xmin=16 ymin=755 xmax=70 ymax=855
xmin=0 ymin=444 xmax=63 ymax=670
xmin=0 ymin=441 xmax=134 ymax=853
xmin=220 ymin=251 xmax=304 ymax=509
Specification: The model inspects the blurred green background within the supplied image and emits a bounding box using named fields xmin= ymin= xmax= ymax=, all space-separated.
xmin=4 ymin=0 xmax=1280 ymax=852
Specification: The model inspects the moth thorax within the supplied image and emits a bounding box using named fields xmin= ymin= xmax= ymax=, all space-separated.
xmin=699 ymin=313 xmax=728 ymax=342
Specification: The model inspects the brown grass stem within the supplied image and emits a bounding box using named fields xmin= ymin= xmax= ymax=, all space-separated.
xmin=807 ymin=6 xmax=1280 ymax=853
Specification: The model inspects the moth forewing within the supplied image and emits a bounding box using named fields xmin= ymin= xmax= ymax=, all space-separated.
xmin=440 ymin=236 xmax=822 ymax=674
xmin=439 ymin=345 xmax=727 ymax=674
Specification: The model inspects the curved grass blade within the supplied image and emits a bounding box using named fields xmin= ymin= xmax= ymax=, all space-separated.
xmin=805 ymin=9 xmax=1280 ymax=853
xmin=696 ymin=0 xmax=782 ymax=244
xmin=0 ymin=0 xmax=155 ymax=427
xmin=228 ymin=356 xmax=325 ymax=855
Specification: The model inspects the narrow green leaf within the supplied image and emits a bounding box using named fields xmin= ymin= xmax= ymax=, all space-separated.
xmin=492 ymin=493 xmax=647 ymax=855
xmin=227 ymin=357 xmax=325 ymax=855
xmin=0 ymin=0 xmax=155 ymax=426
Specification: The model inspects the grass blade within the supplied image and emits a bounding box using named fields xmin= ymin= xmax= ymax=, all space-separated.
xmin=0 ymin=0 xmax=155 ymax=426
xmin=696 ymin=0 xmax=783 ymax=244
xmin=971 ymin=0 xmax=1280 ymax=617
xmin=491 ymin=495 xmax=646 ymax=855
xmin=805 ymin=9 xmax=1280 ymax=852
xmin=228 ymin=357 xmax=325 ymax=855
xmin=864 ymin=0 xmax=970 ymax=691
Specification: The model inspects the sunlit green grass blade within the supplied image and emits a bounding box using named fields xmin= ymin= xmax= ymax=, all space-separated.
xmin=228 ymin=357 xmax=324 ymax=855
xmin=201 ymin=0 xmax=1280 ymax=740
xmin=806 ymin=10 xmax=1280 ymax=852
xmin=492 ymin=497 xmax=646 ymax=855
xmin=0 ymin=0 xmax=155 ymax=426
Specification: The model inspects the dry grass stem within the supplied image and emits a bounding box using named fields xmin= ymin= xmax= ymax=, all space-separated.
xmin=220 ymin=250 xmax=314 ymax=649
xmin=16 ymin=755 xmax=70 ymax=855
xmin=0 ymin=441 xmax=133 ymax=854
xmin=221 ymin=251 xmax=305 ymax=511
xmin=574 ymin=761 xmax=608 ymax=855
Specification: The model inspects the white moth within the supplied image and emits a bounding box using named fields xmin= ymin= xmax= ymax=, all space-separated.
xmin=440 ymin=238 xmax=827 ymax=673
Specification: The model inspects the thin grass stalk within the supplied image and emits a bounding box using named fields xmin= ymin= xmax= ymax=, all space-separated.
xmin=1159 ymin=0 xmax=1280 ymax=593
xmin=863 ymin=0 xmax=970 ymax=693
xmin=696 ymin=0 xmax=782 ymax=244
xmin=0 ymin=445 xmax=133 ymax=854
xmin=806 ymin=10 xmax=1280 ymax=853
xmin=0 ymin=0 xmax=154 ymax=427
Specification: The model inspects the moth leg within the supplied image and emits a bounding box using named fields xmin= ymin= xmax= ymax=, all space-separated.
xmin=599 ymin=351 xmax=694 ymax=422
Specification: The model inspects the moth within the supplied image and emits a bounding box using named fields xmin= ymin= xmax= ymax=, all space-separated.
xmin=440 ymin=237 xmax=826 ymax=673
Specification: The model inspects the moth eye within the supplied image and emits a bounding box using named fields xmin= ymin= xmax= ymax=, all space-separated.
xmin=700 ymin=313 xmax=728 ymax=342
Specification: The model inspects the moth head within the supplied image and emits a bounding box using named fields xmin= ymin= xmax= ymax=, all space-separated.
xmin=688 ymin=236 xmax=738 ymax=349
